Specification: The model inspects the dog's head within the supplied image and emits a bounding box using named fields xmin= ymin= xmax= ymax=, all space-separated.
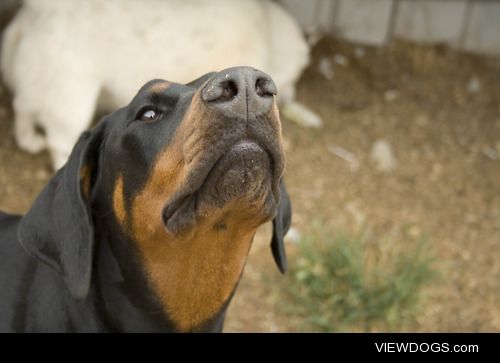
xmin=18 ymin=67 xmax=291 ymax=331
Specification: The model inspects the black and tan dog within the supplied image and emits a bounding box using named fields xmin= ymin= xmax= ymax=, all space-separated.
xmin=0 ymin=67 xmax=291 ymax=332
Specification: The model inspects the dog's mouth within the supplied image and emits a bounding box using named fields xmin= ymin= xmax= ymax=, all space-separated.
xmin=162 ymin=138 xmax=277 ymax=235
xmin=198 ymin=139 xmax=271 ymax=205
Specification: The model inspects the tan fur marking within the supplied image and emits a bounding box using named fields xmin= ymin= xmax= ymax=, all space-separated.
xmin=80 ymin=165 xmax=92 ymax=200
xmin=113 ymin=176 xmax=126 ymax=226
xmin=132 ymin=198 xmax=258 ymax=331
xmin=149 ymin=81 xmax=171 ymax=94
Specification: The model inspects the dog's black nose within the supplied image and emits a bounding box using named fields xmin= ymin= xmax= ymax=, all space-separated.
xmin=201 ymin=66 xmax=277 ymax=117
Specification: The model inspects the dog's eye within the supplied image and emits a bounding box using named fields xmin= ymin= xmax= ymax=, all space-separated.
xmin=139 ymin=109 xmax=161 ymax=122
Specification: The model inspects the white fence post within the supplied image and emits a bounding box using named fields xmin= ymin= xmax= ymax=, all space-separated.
xmin=463 ymin=1 xmax=500 ymax=56
xmin=394 ymin=0 xmax=468 ymax=48
xmin=333 ymin=0 xmax=394 ymax=46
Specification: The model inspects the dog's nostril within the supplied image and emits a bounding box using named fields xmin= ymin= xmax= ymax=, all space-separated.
xmin=255 ymin=77 xmax=276 ymax=98
xmin=201 ymin=79 xmax=238 ymax=103
xmin=219 ymin=81 xmax=238 ymax=101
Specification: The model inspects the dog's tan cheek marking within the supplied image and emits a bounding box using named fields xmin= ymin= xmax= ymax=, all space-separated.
xmin=80 ymin=165 xmax=92 ymax=200
xmin=128 ymin=99 xmax=266 ymax=332
xmin=112 ymin=175 xmax=126 ymax=227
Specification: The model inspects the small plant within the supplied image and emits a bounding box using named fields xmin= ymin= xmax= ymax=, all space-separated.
xmin=281 ymin=227 xmax=436 ymax=332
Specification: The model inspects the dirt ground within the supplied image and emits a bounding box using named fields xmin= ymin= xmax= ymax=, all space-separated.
xmin=1 ymin=36 xmax=499 ymax=332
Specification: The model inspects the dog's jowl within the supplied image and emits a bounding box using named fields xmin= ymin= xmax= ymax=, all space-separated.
xmin=0 ymin=67 xmax=291 ymax=332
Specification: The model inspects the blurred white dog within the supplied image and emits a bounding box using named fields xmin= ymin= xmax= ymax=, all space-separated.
xmin=1 ymin=0 xmax=320 ymax=169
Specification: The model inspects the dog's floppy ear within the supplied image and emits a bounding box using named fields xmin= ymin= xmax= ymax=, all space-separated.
xmin=18 ymin=123 xmax=105 ymax=300
xmin=271 ymin=180 xmax=292 ymax=273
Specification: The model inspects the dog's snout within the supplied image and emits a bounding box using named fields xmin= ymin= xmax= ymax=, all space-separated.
xmin=201 ymin=67 xmax=276 ymax=117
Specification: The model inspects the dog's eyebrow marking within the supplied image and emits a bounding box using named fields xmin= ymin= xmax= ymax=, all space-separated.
xmin=148 ymin=81 xmax=171 ymax=94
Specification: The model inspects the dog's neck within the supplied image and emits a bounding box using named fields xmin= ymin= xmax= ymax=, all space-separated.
xmin=91 ymin=167 xmax=269 ymax=332
xmin=92 ymin=222 xmax=230 ymax=332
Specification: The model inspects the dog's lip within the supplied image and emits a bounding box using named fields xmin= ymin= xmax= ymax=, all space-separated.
xmin=224 ymin=139 xmax=265 ymax=157
xmin=162 ymin=138 xmax=271 ymax=229
xmin=162 ymin=193 xmax=192 ymax=225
